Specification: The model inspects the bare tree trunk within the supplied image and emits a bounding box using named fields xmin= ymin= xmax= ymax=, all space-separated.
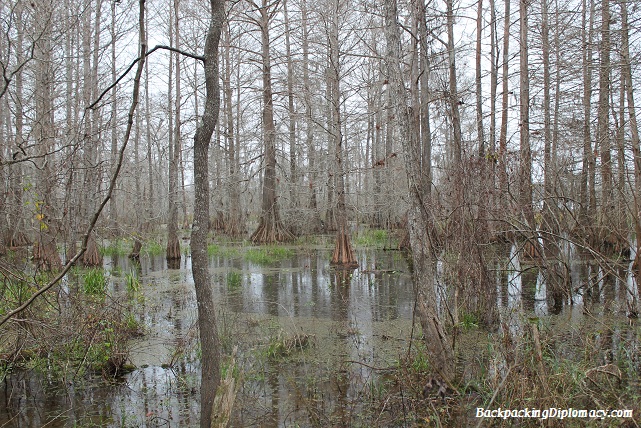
xmin=418 ymin=0 xmax=432 ymax=198
xmin=489 ymin=0 xmax=497 ymax=158
xmin=542 ymin=0 xmax=552 ymax=220
xmin=541 ymin=0 xmax=565 ymax=313
xmin=301 ymin=0 xmax=322 ymax=231
xmin=223 ymin=23 xmax=243 ymax=237
xmin=597 ymin=0 xmax=612 ymax=245
xmin=82 ymin=0 xmax=104 ymax=268
xmin=251 ymin=1 xmax=293 ymax=244
xmin=475 ymin=0 xmax=484 ymax=157
xmin=384 ymin=0 xmax=454 ymax=383
xmin=166 ymin=0 xmax=181 ymax=261
xmin=328 ymin=0 xmax=357 ymax=268
xmin=6 ymin=3 xmax=28 ymax=248
xmin=33 ymin=0 xmax=61 ymax=271
xmin=498 ymin=0 xmax=510 ymax=211
xmin=145 ymin=9 xmax=154 ymax=231
xmin=519 ymin=0 xmax=533 ymax=225
xmin=620 ymin=0 xmax=641 ymax=298
xmin=192 ymin=1 xmax=225 ymax=426
xmin=110 ymin=0 xmax=119 ymax=231
xmin=580 ymin=0 xmax=595 ymax=228
xmin=445 ymin=0 xmax=462 ymax=165
xmin=284 ymin=0 xmax=298 ymax=212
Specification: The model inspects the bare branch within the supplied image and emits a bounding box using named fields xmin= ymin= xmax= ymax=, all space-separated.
xmin=0 ymin=0 xmax=149 ymax=330
xmin=89 ymin=44 xmax=204 ymax=110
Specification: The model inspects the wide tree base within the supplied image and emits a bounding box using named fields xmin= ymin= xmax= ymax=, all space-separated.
xmin=251 ymin=217 xmax=294 ymax=244
xmin=33 ymin=237 xmax=62 ymax=271
xmin=129 ymin=238 xmax=142 ymax=260
xmin=6 ymin=231 xmax=31 ymax=248
xmin=82 ymin=236 xmax=103 ymax=267
xmin=166 ymin=237 xmax=181 ymax=261
xmin=330 ymin=227 xmax=358 ymax=268
xmin=225 ymin=219 xmax=245 ymax=238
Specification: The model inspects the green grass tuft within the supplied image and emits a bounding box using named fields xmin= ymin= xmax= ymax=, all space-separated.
xmin=245 ymin=246 xmax=294 ymax=265
xmin=226 ymin=271 xmax=243 ymax=289
xmin=82 ymin=268 xmax=107 ymax=297
xmin=100 ymin=240 xmax=130 ymax=256
xmin=144 ymin=240 xmax=164 ymax=256
xmin=355 ymin=229 xmax=389 ymax=247
xmin=208 ymin=244 xmax=241 ymax=258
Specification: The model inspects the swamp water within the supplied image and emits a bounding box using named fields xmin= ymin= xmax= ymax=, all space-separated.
xmin=1 ymin=244 xmax=640 ymax=427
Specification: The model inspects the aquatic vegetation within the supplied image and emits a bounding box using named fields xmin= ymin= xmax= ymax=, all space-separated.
xmin=144 ymin=240 xmax=164 ymax=256
xmin=355 ymin=228 xmax=390 ymax=247
xmin=245 ymin=246 xmax=294 ymax=265
xmin=226 ymin=271 xmax=243 ymax=289
xmin=100 ymin=240 xmax=130 ymax=256
xmin=125 ymin=270 xmax=141 ymax=294
xmin=82 ymin=268 xmax=107 ymax=297
xmin=208 ymin=244 xmax=241 ymax=258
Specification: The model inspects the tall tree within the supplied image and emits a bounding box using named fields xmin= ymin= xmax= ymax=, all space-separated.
xmin=328 ymin=0 xmax=357 ymax=267
xmin=579 ymin=0 xmax=596 ymax=227
xmin=518 ymin=0 xmax=533 ymax=224
xmin=301 ymin=0 xmax=323 ymax=231
xmin=475 ymin=0 xmax=484 ymax=157
xmin=498 ymin=0 xmax=511 ymax=212
xmin=32 ymin=0 xmax=61 ymax=271
xmin=250 ymin=0 xmax=294 ymax=243
xmin=283 ymin=0 xmax=298 ymax=211
xmin=621 ymin=0 xmax=641 ymax=281
xmin=597 ymin=0 xmax=612 ymax=240
xmin=166 ymin=0 xmax=181 ymax=262
xmin=384 ymin=0 xmax=454 ymax=382
xmin=222 ymin=22 xmax=244 ymax=237
xmin=191 ymin=0 xmax=225 ymax=425
xmin=418 ymin=0 xmax=432 ymax=197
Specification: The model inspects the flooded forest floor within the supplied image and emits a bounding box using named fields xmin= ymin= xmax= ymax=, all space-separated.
xmin=1 ymin=232 xmax=641 ymax=427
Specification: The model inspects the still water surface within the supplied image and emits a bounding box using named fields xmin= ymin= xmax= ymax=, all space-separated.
xmin=1 ymin=244 xmax=638 ymax=426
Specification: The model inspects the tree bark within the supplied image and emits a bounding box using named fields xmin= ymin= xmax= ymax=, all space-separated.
xmin=384 ymin=0 xmax=454 ymax=383
xmin=475 ymin=0 xmax=484 ymax=157
xmin=597 ymin=0 xmax=612 ymax=241
xmin=418 ymin=0 xmax=432 ymax=198
xmin=498 ymin=0 xmax=510 ymax=213
xmin=192 ymin=1 xmax=225 ymax=426
xmin=579 ymin=0 xmax=595 ymax=228
xmin=223 ymin=23 xmax=244 ymax=237
xmin=167 ymin=0 xmax=181 ymax=262
xmin=328 ymin=0 xmax=357 ymax=268
xmin=251 ymin=1 xmax=293 ymax=244
xmin=519 ymin=0 xmax=533 ymax=225
xmin=33 ymin=0 xmax=61 ymax=272
xmin=301 ymin=0 xmax=322 ymax=231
